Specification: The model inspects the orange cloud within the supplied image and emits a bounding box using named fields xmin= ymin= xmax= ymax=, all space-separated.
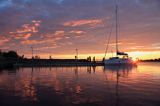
xmin=21 ymin=38 xmax=57 ymax=45
xmin=63 ymin=19 xmax=103 ymax=27
xmin=69 ymin=30 xmax=85 ymax=34
xmin=54 ymin=31 xmax=64 ymax=36
xmin=15 ymin=33 xmax=32 ymax=40
xmin=17 ymin=22 xmax=39 ymax=33
xmin=21 ymin=40 xmax=40 ymax=45
xmin=10 ymin=20 xmax=41 ymax=40
xmin=54 ymin=31 xmax=65 ymax=40
xmin=32 ymin=20 xmax=41 ymax=27
xmin=105 ymin=42 xmax=123 ymax=46
xmin=0 ymin=36 xmax=9 ymax=46
xmin=36 ymin=46 xmax=58 ymax=50
xmin=20 ymin=30 xmax=66 ymax=48
xmin=24 ymin=33 xmax=32 ymax=39
xmin=65 ymin=36 xmax=70 ymax=39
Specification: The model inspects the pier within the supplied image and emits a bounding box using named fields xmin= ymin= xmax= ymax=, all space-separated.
xmin=14 ymin=59 xmax=104 ymax=67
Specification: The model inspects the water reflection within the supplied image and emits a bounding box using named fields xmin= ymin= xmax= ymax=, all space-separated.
xmin=0 ymin=63 xmax=160 ymax=106
xmin=103 ymin=65 xmax=136 ymax=106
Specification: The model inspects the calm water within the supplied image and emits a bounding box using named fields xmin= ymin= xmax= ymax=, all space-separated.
xmin=0 ymin=63 xmax=160 ymax=106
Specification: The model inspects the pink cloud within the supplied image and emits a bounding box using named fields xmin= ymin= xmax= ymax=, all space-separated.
xmin=54 ymin=31 xmax=64 ymax=36
xmin=0 ymin=36 xmax=9 ymax=46
xmin=69 ymin=30 xmax=86 ymax=38
xmin=69 ymin=30 xmax=85 ymax=34
xmin=17 ymin=22 xmax=39 ymax=33
xmin=21 ymin=40 xmax=40 ymax=45
xmin=36 ymin=46 xmax=58 ymax=50
xmin=54 ymin=30 xmax=65 ymax=40
xmin=32 ymin=20 xmax=41 ymax=27
xmin=21 ymin=38 xmax=57 ymax=45
xmin=15 ymin=33 xmax=32 ymax=40
xmin=19 ymin=30 xmax=65 ymax=47
xmin=63 ymin=19 xmax=103 ymax=27
xmin=10 ymin=20 xmax=41 ymax=40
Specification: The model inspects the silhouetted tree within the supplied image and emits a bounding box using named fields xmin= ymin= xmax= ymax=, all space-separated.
xmin=3 ymin=51 xmax=19 ymax=59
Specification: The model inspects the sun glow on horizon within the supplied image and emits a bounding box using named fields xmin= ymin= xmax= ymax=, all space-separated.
xmin=23 ymin=51 xmax=160 ymax=60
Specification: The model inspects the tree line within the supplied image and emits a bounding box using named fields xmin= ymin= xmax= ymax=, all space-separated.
xmin=0 ymin=50 xmax=22 ymax=60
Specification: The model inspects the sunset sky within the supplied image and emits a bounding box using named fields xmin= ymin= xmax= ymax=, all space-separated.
xmin=0 ymin=0 xmax=160 ymax=60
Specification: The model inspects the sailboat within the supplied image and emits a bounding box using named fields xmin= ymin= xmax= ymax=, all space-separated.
xmin=104 ymin=0 xmax=137 ymax=65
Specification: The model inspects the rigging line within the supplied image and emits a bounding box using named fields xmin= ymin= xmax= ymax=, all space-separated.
xmin=103 ymin=17 xmax=114 ymax=48
xmin=103 ymin=17 xmax=113 ymax=57
xmin=104 ymin=0 xmax=117 ymax=59
xmin=104 ymin=21 xmax=114 ymax=58
xmin=103 ymin=71 xmax=114 ymax=105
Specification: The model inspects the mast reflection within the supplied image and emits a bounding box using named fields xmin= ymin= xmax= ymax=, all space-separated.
xmin=104 ymin=65 xmax=137 ymax=106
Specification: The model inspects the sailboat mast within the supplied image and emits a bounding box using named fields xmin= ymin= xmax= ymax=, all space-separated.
xmin=115 ymin=0 xmax=118 ymax=56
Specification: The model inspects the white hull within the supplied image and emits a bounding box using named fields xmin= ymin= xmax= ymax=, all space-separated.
xmin=104 ymin=57 xmax=136 ymax=65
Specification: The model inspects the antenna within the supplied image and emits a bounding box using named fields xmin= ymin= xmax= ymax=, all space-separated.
xmin=31 ymin=46 xmax=33 ymax=59
xmin=75 ymin=48 xmax=78 ymax=59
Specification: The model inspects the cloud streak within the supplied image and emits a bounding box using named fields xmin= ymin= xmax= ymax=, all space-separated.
xmin=63 ymin=19 xmax=103 ymax=27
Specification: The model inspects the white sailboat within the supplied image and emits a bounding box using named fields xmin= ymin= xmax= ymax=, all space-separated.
xmin=104 ymin=0 xmax=136 ymax=66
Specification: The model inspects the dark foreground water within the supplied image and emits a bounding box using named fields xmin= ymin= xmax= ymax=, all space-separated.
xmin=0 ymin=62 xmax=160 ymax=106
